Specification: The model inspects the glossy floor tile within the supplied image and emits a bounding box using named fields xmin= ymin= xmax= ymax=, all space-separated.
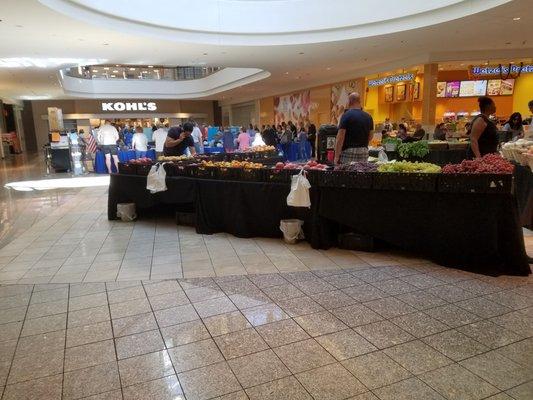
xmin=0 ymin=156 xmax=532 ymax=399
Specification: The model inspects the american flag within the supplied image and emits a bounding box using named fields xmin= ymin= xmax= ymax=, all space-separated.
xmin=84 ymin=133 xmax=97 ymax=153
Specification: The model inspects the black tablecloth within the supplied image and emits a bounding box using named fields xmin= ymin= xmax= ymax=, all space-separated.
xmin=370 ymin=149 xmax=468 ymax=166
xmin=108 ymin=173 xmax=530 ymax=276
xmin=513 ymin=164 xmax=533 ymax=229
xmin=108 ymin=174 xmax=195 ymax=220
xmin=318 ymin=188 xmax=530 ymax=276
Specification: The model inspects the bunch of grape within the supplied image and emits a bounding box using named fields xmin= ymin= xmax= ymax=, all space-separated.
xmin=442 ymin=154 xmax=514 ymax=174
xmin=335 ymin=162 xmax=378 ymax=172
xmin=378 ymin=161 xmax=441 ymax=173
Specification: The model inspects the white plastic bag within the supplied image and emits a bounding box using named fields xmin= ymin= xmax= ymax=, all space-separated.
xmin=287 ymin=169 xmax=311 ymax=208
xmin=116 ymin=203 xmax=137 ymax=222
xmin=377 ymin=149 xmax=389 ymax=163
xmin=280 ymin=219 xmax=304 ymax=244
xmin=146 ymin=163 xmax=167 ymax=194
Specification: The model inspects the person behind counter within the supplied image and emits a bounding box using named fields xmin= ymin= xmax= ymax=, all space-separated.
xmin=236 ymin=126 xmax=251 ymax=151
xmin=152 ymin=124 xmax=168 ymax=157
xmin=163 ymin=123 xmax=196 ymax=157
xmin=502 ymin=112 xmax=524 ymax=140
xmin=468 ymin=96 xmax=498 ymax=158
xmin=307 ymin=122 xmax=317 ymax=157
xmin=413 ymin=123 xmax=426 ymax=141
xmin=334 ymin=92 xmax=374 ymax=164
xmin=261 ymin=125 xmax=278 ymax=147
xmin=433 ymin=123 xmax=447 ymax=141
xmin=132 ymin=126 xmax=148 ymax=158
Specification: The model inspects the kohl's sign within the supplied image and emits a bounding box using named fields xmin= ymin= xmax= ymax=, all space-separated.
xmin=471 ymin=64 xmax=533 ymax=76
xmin=101 ymin=101 xmax=157 ymax=112
xmin=367 ymin=73 xmax=415 ymax=87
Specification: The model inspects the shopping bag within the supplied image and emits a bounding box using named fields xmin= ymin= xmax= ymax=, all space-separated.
xmin=280 ymin=219 xmax=304 ymax=244
xmin=116 ymin=203 xmax=137 ymax=222
xmin=287 ymin=169 xmax=311 ymax=208
xmin=146 ymin=163 xmax=167 ymax=194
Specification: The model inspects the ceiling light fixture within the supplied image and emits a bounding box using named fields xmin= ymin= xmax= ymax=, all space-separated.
xmin=148 ymin=65 xmax=153 ymax=68
xmin=112 ymin=70 xmax=118 ymax=73
xmin=284 ymin=72 xmax=289 ymax=75
xmin=103 ymin=67 xmax=109 ymax=70
xmin=513 ymin=17 xmax=521 ymax=21
xmin=129 ymin=67 xmax=135 ymax=71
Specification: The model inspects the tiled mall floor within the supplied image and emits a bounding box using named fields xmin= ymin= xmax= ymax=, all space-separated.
xmin=0 ymin=155 xmax=532 ymax=399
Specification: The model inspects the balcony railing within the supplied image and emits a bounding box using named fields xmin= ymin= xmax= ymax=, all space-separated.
xmin=66 ymin=65 xmax=222 ymax=81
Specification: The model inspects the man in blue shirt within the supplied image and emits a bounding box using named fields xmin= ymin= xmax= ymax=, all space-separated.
xmin=334 ymin=92 xmax=374 ymax=164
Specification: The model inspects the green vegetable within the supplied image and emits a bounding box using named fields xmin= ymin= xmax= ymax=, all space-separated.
xmin=382 ymin=137 xmax=402 ymax=145
xmin=397 ymin=140 xmax=430 ymax=159
xmin=378 ymin=161 xmax=441 ymax=173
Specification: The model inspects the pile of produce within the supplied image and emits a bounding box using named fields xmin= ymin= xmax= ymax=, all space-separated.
xmin=501 ymin=139 xmax=533 ymax=166
xmin=244 ymin=145 xmax=276 ymax=153
xmin=378 ymin=161 xmax=441 ymax=173
xmin=128 ymin=157 xmax=153 ymax=165
xmin=335 ymin=162 xmax=378 ymax=172
xmin=201 ymin=160 xmax=263 ymax=169
xmin=274 ymin=160 xmax=328 ymax=171
xmin=397 ymin=140 xmax=430 ymax=159
xmin=442 ymin=154 xmax=514 ymax=174
xmin=158 ymin=155 xmax=192 ymax=162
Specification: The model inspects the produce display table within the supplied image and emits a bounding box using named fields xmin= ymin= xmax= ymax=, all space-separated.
xmin=95 ymin=149 xmax=156 ymax=173
xmin=513 ymin=164 xmax=533 ymax=229
xmin=371 ymin=149 xmax=468 ymax=166
xmin=108 ymin=173 xmax=530 ymax=276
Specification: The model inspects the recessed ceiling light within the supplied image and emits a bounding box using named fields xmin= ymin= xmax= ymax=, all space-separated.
xmin=513 ymin=17 xmax=521 ymax=21
xmin=148 ymin=65 xmax=153 ymax=68
xmin=129 ymin=67 xmax=135 ymax=71
xmin=284 ymin=72 xmax=289 ymax=75
xmin=112 ymin=70 xmax=118 ymax=73
xmin=103 ymin=67 xmax=109 ymax=70
xmin=115 ymin=64 xmax=119 ymax=67
xmin=460 ymin=63 xmax=465 ymax=66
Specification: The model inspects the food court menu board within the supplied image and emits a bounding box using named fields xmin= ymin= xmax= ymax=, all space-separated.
xmin=436 ymin=82 xmax=446 ymax=98
xmin=445 ymin=81 xmax=460 ymax=98
xmin=488 ymin=79 xmax=514 ymax=95
xmin=459 ymin=80 xmax=487 ymax=97
xmin=437 ymin=79 xmax=514 ymax=97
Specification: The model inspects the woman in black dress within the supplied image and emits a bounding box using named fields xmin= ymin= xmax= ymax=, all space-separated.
xmin=468 ymin=96 xmax=498 ymax=158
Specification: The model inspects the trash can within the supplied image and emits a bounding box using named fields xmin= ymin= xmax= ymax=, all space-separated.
xmin=280 ymin=219 xmax=304 ymax=244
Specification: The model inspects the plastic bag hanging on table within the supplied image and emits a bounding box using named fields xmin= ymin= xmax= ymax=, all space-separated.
xmin=377 ymin=149 xmax=389 ymax=163
xmin=146 ymin=163 xmax=168 ymax=194
xmin=287 ymin=169 xmax=311 ymax=208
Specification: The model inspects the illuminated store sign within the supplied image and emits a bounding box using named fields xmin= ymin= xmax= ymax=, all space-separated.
xmin=367 ymin=73 xmax=414 ymax=87
xmin=471 ymin=64 xmax=533 ymax=76
xmin=101 ymin=101 xmax=157 ymax=111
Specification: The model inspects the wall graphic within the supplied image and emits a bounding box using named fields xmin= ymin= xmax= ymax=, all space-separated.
xmin=330 ymin=79 xmax=363 ymax=125
xmin=274 ymin=90 xmax=311 ymax=125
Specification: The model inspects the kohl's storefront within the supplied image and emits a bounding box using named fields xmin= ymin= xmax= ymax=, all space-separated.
xmin=31 ymin=98 xmax=215 ymax=149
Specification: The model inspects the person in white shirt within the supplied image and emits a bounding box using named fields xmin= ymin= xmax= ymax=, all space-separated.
xmin=152 ymin=124 xmax=168 ymax=156
xmin=132 ymin=126 xmax=148 ymax=158
xmin=191 ymin=122 xmax=204 ymax=154
xmin=97 ymin=120 xmax=119 ymax=173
